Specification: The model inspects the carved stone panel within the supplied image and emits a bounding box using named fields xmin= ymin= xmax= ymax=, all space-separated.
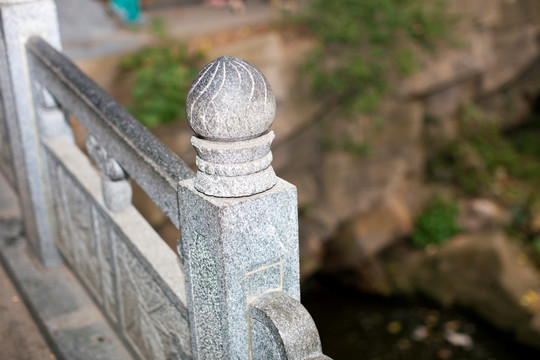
xmin=44 ymin=140 xmax=192 ymax=359
xmin=93 ymin=208 xmax=118 ymax=323
xmin=117 ymin=239 xmax=192 ymax=360
xmin=61 ymin=170 xmax=101 ymax=301
xmin=47 ymin=156 xmax=74 ymax=263
xmin=0 ymin=94 xmax=15 ymax=186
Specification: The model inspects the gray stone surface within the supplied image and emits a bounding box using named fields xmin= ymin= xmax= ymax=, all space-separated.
xmin=186 ymin=56 xmax=276 ymax=141
xmin=86 ymin=135 xmax=128 ymax=181
xmin=178 ymin=178 xmax=300 ymax=359
xmin=101 ymin=176 xmax=133 ymax=212
xmin=44 ymin=135 xmax=192 ymax=359
xmin=250 ymin=292 xmax=331 ymax=360
xmin=0 ymin=0 xmax=63 ymax=266
xmin=0 ymin=170 xmax=22 ymax=239
xmin=86 ymin=135 xmax=132 ymax=211
xmin=179 ymin=55 xmax=332 ymax=359
xmin=26 ymin=36 xmax=194 ymax=228
xmin=187 ymin=57 xmax=278 ymax=197
xmin=0 ymin=81 xmax=15 ymax=187
xmin=0 ymin=235 xmax=133 ymax=360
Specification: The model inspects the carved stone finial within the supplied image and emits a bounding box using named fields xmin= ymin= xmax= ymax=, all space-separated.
xmin=186 ymin=56 xmax=276 ymax=141
xmin=186 ymin=56 xmax=277 ymax=197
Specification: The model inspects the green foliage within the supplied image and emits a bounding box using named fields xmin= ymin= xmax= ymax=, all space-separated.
xmin=533 ymin=237 xmax=540 ymax=254
xmin=320 ymin=137 xmax=371 ymax=157
xmin=301 ymin=0 xmax=451 ymax=112
xmin=427 ymin=142 xmax=492 ymax=195
xmin=412 ymin=197 xmax=461 ymax=248
xmin=428 ymin=105 xmax=540 ymax=195
xmin=427 ymin=104 xmax=540 ymax=244
xmin=119 ymin=39 xmax=202 ymax=128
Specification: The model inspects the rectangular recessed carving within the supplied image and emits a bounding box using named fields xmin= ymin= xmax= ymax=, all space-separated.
xmin=245 ymin=261 xmax=283 ymax=302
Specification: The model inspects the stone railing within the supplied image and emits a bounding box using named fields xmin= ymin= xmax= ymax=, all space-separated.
xmin=0 ymin=1 xmax=331 ymax=359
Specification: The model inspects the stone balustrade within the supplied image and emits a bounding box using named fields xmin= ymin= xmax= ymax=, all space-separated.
xmin=0 ymin=0 xmax=331 ymax=359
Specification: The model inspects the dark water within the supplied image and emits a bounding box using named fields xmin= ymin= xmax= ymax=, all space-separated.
xmin=301 ymin=275 xmax=540 ymax=360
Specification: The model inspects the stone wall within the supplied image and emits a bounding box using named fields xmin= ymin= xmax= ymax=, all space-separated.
xmin=202 ymin=0 xmax=540 ymax=278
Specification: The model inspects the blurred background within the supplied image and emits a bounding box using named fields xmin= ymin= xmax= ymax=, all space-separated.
xmin=52 ymin=0 xmax=540 ymax=358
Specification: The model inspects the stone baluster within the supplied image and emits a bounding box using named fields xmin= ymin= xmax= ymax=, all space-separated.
xmin=33 ymin=83 xmax=73 ymax=141
xmin=86 ymin=135 xmax=132 ymax=212
xmin=179 ymin=56 xmax=329 ymax=359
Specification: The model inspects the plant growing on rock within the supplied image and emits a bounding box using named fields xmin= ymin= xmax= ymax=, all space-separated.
xmin=427 ymin=104 xmax=540 ymax=246
xmin=300 ymin=0 xmax=451 ymax=113
xmin=412 ymin=197 xmax=461 ymax=248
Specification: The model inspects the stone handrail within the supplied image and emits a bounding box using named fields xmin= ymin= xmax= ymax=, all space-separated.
xmin=0 ymin=0 xmax=331 ymax=359
xmin=26 ymin=36 xmax=194 ymax=227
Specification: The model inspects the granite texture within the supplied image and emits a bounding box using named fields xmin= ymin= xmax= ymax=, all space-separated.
xmin=26 ymin=36 xmax=194 ymax=228
xmin=186 ymin=56 xmax=276 ymax=141
xmin=0 ymin=75 xmax=15 ymax=186
xmin=32 ymin=78 xmax=73 ymax=140
xmin=0 ymin=235 xmax=134 ymax=360
xmin=101 ymin=176 xmax=132 ymax=212
xmin=187 ymin=57 xmax=277 ymax=197
xmin=45 ymin=136 xmax=192 ymax=359
xmin=86 ymin=135 xmax=127 ymax=181
xmin=179 ymin=56 xmax=332 ymax=359
xmin=0 ymin=171 xmax=22 ymax=239
xmin=194 ymin=166 xmax=277 ymax=198
xmin=86 ymin=135 xmax=132 ymax=211
xmin=178 ymin=178 xmax=300 ymax=359
xmin=250 ymin=292 xmax=331 ymax=360
xmin=0 ymin=0 xmax=63 ymax=266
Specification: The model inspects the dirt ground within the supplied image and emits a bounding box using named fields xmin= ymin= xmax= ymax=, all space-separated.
xmin=0 ymin=263 xmax=53 ymax=360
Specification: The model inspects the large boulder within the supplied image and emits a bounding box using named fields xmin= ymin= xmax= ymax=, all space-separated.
xmin=406 ymin=232 xmax=540 ymax=346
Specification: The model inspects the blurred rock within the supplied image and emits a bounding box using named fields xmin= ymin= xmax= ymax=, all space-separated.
xmin=329 ymin=194 xmax=414 ymax=264
xmin=407 ymin=232 xmax=540 ymax=347
xmin=457 ymin=198 xmax=510 ymax=232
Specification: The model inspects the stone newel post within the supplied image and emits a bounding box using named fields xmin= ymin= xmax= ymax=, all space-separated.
xmin=178 ymin=57 xmax=301 ymax=359
xmin=0 ymin=0 xmax=71 ymax=266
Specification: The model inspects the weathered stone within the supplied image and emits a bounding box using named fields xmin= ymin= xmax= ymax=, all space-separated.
xmin=0 ymin=0 xmax=65 ymax=266
xmin=186 ymin=56 xmax=278 ymax=198
xmin=425 ymin=85 xmax=463 ymax=120
xmin=186 ymin=56 xmax=276 ymax=141
xmin=398 ymin=44 xmax=484 ymax=97
xmin=179 ymin=55 xmax=329 ymax=359
xmin=0 ymin=171 xmax=21 ymax=239
xmin=179 ymin=178 xmax=300 ymax=359
xmin=86 ymin=135 xmax=132 ymax=211
xmin=101 ymin=176 xmax=132 ymax=212
xmin=44 ymin=136 xmax=192 ymax=359
xmin=0 ymin=236 xmax=134 ymax=360
xmin=207 ymin=33 xmax=288 ymax=103
xmin=482 ymin=25 xmax=540 ymax=93
xmin=191 ymin=131 xmax=277 ymax=197
xmin=26 ymin=36 xmax=194 ymax=229
xmin=457 ymin=198 xmax=510 ymax=232
xmin=407 ymin=232 xmax=540 ymax=347
xmin=330 ymin=194 xmax=414 ymax=261
xmin=250 ymin=292 xmax=329 ymax=360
